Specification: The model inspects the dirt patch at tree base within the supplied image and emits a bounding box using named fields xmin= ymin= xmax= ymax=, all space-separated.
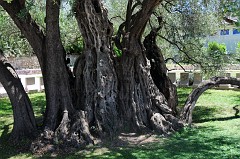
xmin=33 ymin=132 xmax=163 ymax=157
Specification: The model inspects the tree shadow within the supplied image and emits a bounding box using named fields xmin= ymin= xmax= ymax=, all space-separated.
xmin=192 ymin=106 xmax=218 ymax=122
xmin=49 ymin=126 xmax=240 ymax=159
xmin=193 ymin=105 xmax=240 ymax=123
xmin=0 ymin=123 xmax=11 ymax=140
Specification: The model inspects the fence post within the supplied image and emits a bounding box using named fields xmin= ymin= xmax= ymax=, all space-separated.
xmin=179 ymin=72 xmax=189 ymax=86
xmin=193 ymin=73 xmax=202 ymax=87
xmin=35 ymin=75 xmax=42 ymax=92
xmin=167 ymin=72 xmax=176 ymax=84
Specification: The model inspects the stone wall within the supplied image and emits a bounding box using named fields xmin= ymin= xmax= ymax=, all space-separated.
xmin=7 ymin=56 xmax=40 ymax=70
xmin=6 ymin=54 xmax=80 ymax=70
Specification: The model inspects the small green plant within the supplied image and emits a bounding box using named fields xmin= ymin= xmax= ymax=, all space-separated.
xmin=65 ymin=37 xmax=84 ymax=54
xmin=113 ymin=45 xmax=122 ymax=57
xmin=202 ymin=41 xmax=227 ymax=78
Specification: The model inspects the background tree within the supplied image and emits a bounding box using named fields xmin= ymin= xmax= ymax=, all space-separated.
xmin=0 ymin=7 xmax=32 ymax=56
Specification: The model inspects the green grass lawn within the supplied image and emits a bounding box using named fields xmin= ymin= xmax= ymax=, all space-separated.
xmin=0 ymin=88 xmax=240 ymax=159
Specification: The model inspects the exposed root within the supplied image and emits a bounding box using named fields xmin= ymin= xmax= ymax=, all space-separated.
xmin=150 ymin=113 xmax=183 ymax=135
xmin=31 ymin=110 xmax=94 ymax=155
xmin=70 ymin=111 xmax=94 ymax=146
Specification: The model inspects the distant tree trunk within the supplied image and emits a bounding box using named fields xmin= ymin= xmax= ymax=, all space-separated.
xmin=0 ymin=54 xmax=37 ymax=141
xmin=180 ymin=77 xmax=240 ymax=124
xmin=143 ymin=28 xmax=178 ymax=116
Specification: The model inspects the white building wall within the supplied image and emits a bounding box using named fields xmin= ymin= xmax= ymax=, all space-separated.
xmin=207 ymin=27 xmax=240 ymax=53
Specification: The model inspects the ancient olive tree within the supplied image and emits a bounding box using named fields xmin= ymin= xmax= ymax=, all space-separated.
xmin=0 ymin=0 xmax=184 ymax=151
xmin=2 ymin=0 xmax=239 ymax=153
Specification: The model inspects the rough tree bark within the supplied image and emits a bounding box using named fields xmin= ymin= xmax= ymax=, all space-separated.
xmin=74 ymin=0 xmax=118 ymax=138
xmin=1 ymin=0 xmax=73 ymax=132
xmin=180 ymin=76 xmax=240 ymax=124
xmin=113 ymin=0 xmax=182 ymax=133
xmin=143 ymin=28 xmax=178 ymax=116
xmin=0 ymin=0 xmax=75 ymax=147
xmin=0 ymin=52 xmax=37 ymax=141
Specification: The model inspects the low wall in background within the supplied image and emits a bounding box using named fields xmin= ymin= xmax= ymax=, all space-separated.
xmin=7 ymin=54 xmax=80 ymax=70
xmin=1 ymin=70 xmax=240 ymax=97
xmin=7 ymin=56 xmax=40 ymax=69
xmin=0 ymin=74 xmax=44 ymax=97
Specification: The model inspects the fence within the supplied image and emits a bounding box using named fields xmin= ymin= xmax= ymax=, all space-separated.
xmin=168 ymin=71 xmax=240 ymax=89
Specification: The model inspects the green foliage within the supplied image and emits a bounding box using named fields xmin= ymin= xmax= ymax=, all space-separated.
xmin=59 ymin=2 xmax=83 ymax=54
xmin=4 ymin=0 xmax=12 ymax=3
xmin=230 ymin=42 xmax=240 ymax=63
xmin=65 ymin=37 xmax=84 ymax=54
xmin=113 ymin=45 xmax=122 ymax=57
xmin=236 ymin=42 xmax=240 ymax=54
xmin=220 ymin=0 xmax=240 ymax=19
xmin=207 ymin=41 xmax=226 ymax=58
xmin=152 ymin=0 xmax=221 ymax=65
xmin=1 ymin=1 xmax=83 ymax=56
xmin=105 ymin=0 xmax=127 ymax=32
xmin=0 ymin=7 xmax=32 ymax=57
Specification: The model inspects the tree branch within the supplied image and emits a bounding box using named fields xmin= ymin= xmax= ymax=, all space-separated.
xmin=129 ymin=0 xmax=163 ymax=39
xmin=157 ymin=33 xmax=204 ymax=68
xmin=165 ymin=58 xmax=188 ymax=72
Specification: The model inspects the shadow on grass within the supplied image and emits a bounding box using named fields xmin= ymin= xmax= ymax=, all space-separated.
xmin=49 ymin=126 xmax=240 ymax=159
xmin=192 ymin=106 xmax=218 ymax=122
xmin=195 ymin=115 xmax=240 ymax=123
xmin=193 ymin=105 xmax=240 ymax=123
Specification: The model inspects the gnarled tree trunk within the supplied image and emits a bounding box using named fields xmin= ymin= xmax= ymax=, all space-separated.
xmin=74 ymin=0 xmax=183 ymax=137
xmin=144 ymin=28 xmax=178 ymax=116
xmin=180 ymin=76 xmax=240 ymax=124
xmin=113 ymin=0 xmax=182 ymax=133
xmin=0 ymin=53 xmax=37 ymax=141
xmin=74 ymin=0 xmax=118 ymax=138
